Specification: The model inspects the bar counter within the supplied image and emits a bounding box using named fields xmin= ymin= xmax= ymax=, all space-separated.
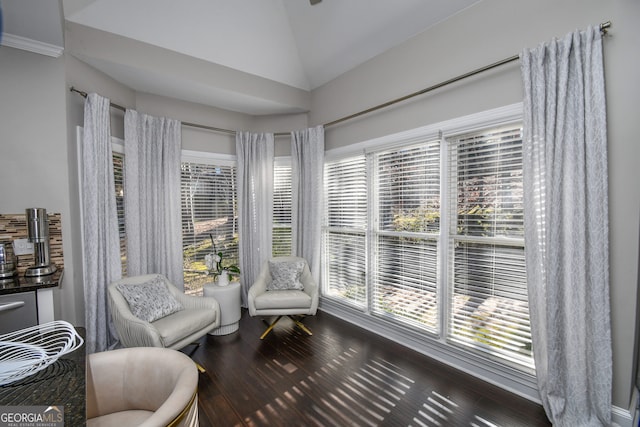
xmin=0 ymin=268 xmax=63 ymax=295
xmin=0 ymin=326 xmax=86 ymax=426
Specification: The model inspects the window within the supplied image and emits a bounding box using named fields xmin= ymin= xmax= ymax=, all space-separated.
xmin=112 ymin=149 xmax=127 ymax=276
xmin=110 ymin=145 xmax=287 ymax=295
xmin=447 ymin=125 xmax=530 ymax=366
xmin=373 ymin=142 xmax=441 ymax=332
xmin=273 ymin=160 xmax=292 ymax=257
xmin=323 ymin=110 xmax=532 ymax=371
xmin=181 ymin=156 xmax=238 ymax=295
xmin=323 ymin=155 xmax=368 ymax=307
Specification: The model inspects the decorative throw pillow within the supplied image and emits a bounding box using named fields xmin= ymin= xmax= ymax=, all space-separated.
xmin=267 ymin=260 xmax=305 ymax=291
xmin=116 ymin=276 xmax=184 ymax=322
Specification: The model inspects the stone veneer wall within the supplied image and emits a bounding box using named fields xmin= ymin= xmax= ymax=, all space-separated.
xmin=0 ymin=213 xmax=64 ymax=276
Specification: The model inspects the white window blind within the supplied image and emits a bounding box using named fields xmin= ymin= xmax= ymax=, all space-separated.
xmin=273 ymin=163 xmax=292 ymax=257
xmin=112 ymin=149 xmax=127 ymax=276
xmin=372 ymin=142 xmax=440 ymax=332
xmin=324 ymin=155 xmax=368 ymax=307
xmin=322 ymin=110 xmax=533 ymax=374
xmin=181 ymin=161 xmax=238 ymax=295
xmin=447 ymin=125 xmax=532 ymax=367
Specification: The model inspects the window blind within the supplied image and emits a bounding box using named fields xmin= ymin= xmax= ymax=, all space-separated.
xmin=373 ymin=142 xmax=440 ymax=331
xmin=447 ymin=125 xmax=532 ymax=367
xmin=112 ymin=151 xmax=127 ymax=276
xmin=181 ymin=162 xmax=238 ymax=295
xmin=324 ymin=156 xmax=368 ymax=307
xmin=273 ymin=163 xmax=292 ymax=257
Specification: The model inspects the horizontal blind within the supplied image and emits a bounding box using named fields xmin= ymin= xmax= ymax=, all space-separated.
xmin=181 ymin=162 xmax=238 ymax=295
xmin=273 ymin=164 xmax=292 ymax=257
xmin=324 ymin=155 xmax=367 ymax=307
xmin=112 ymin=151 xmax=127 ymax=276
xmin=373 ymin=142 xmax=440 ymax=332
xmin=325 ymin=156 xmax=368 ymax=229
xmin=447 ymin=124 xmax=532 ymax=368
xmin=324 ymin=230 xmax=367 ymax=307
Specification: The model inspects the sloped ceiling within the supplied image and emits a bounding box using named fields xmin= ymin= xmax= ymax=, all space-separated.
xmin=3 ymin=0 xmax=481 ymax=115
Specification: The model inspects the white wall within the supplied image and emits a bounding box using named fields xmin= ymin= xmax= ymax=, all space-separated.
xmin=310 ymin=0 xmax=640 ymax=417
xmin=0 ymin=47 xmax=78 ymax=325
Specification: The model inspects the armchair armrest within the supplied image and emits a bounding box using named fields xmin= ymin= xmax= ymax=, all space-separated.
xmin=107 ymin=283 xmax=164 ymax=347
xmin=168 ymin=286 xmax=221 ymax=313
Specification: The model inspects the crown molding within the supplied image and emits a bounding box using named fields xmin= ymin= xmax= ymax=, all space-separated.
xmin=1 ymin=33 xmax=64 ymax=58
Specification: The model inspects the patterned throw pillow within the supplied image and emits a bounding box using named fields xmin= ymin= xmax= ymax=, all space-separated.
xmin=116 ymin=276 xmax=184 ymax=322
xmin=267 ymin=260 xmax=305 ymax=291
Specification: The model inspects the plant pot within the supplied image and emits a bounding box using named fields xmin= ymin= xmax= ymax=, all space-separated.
xmin=217 ymin=270 xmax=229 ymax=286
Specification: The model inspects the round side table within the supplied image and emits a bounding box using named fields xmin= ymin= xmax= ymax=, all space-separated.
xmin=203 ymin=281 xmax=241 ymax=335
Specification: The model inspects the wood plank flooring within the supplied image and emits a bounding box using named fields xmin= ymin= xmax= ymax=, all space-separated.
xmin=189 ymin=310 xmax=550 ymax=427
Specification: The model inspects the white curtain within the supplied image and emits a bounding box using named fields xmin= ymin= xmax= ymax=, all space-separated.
xmin=124 ymin=110 xmax=184 ymax=288
xmin=291 ymin=125 xmax=324 ymax=283
xmin=236 ymin=131 xmax=274 ymax=306
xmin=81 ymin=93 xmax=122 ymax=353
xmin=521 ymin=26 xmax=611 ymax=426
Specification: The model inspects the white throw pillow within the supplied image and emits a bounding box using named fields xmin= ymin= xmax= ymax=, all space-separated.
xmin=117 ymin=276 xmax=184 ymax=322
xmin=267 ymin=260 xmax=305 ymax=291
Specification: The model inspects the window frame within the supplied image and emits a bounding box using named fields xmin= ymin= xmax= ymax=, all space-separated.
xmin=320 ymin=104 xmax=539 ymax=400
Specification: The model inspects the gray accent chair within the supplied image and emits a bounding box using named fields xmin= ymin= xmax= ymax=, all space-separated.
xmin=86 ymin=347 xmax=199 ymax=427
xmin=247 ymin=256 xmax=319 ymax=339
xmin=108 ymin=274 xmax=220 ymax=350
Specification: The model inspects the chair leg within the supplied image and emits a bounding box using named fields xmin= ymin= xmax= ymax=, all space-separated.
xmin=260 ymin=315 xmax=283 ymax=339
xmin=288 ymin=316 xmax=313 ymax=336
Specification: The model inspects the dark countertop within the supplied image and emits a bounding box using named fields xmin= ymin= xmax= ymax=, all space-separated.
xmin=0 ymin=326 xmax=86 ymax=426
xmin=0 ymin=268 xmax=63 ymax=295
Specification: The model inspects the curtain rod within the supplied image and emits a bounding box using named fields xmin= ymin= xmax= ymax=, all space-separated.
xmin=70 ymin=20 xmax=611 ymax=136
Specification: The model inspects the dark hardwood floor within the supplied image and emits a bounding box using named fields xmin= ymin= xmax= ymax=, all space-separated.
xmin=189 ymin=310 xmax=550 ymax=427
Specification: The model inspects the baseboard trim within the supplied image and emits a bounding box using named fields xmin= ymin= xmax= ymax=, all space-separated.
xmin=612 ymin=387 xmax=639 ymax=427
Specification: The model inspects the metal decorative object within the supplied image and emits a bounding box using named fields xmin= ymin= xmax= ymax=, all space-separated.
xmin=24 ymin=208 xmax=57 ymax=277
xmin=0 ymin=321 xmax=84 ymax=386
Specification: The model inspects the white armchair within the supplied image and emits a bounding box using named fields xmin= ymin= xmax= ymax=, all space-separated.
xmin=86 ymin=347 xmax=199 ymax=427
xmin=108 ymin=274 xmax=220 ymax=350
xmin=247 ymin=256 xmax=319 ymax=339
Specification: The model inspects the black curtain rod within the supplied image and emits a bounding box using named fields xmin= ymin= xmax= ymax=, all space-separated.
xmin=70 ymin=20 xmax=611 ymax=136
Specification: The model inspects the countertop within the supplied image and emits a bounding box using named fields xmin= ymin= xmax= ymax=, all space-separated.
xmin=0 ymin=268 xmax=63 ymax=295
xmin=0 ymin=326 xmax=86 ymax=426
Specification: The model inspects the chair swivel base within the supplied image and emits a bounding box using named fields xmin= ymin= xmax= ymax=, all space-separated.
xmin=260 ymin=315 xmax=313 ymax=339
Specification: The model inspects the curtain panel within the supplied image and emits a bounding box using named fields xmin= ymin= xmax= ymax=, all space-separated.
xmin=236 ymin=131 xmax=274 ymax=306
xmin=81 ymin=93 xmax=122 ymax=353
xmin=124 ymin=110 xmax=184 ymax=288
xmin=291 ymin=125 xmax=324 ymax=283
xmin=521 ymin=26 xmax=611 ymax=426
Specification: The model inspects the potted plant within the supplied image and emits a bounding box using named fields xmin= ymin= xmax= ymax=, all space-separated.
xmin=204 ymin=234 xmax=240 ymax=286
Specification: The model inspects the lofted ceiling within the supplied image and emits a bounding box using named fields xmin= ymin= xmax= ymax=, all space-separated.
xmin=2 ymin=0 xmax=481 ymax=115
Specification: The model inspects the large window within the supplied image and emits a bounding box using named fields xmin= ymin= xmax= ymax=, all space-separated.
xmin=110 ymin=145 xmax=291 ymax=294
xmin=181 ymin=156 xmax=238 ymax=295
xmin=323 ymin=112 xmax=532 ymax=371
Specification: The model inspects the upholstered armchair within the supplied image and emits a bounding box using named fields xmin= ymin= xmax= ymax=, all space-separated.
xmin=247 ymin=256 xmax=319 ymax=339
xmin=108 ymin=274 xmax=220 ymax=350
xmin=86 ymin=347 xmax=199 ymax=427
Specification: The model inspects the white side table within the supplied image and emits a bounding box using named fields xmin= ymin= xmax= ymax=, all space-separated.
xmin=203 ymin=281 xmax=241 ymax=335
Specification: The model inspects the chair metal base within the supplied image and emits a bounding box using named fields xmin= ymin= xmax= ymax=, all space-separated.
xmin=260 ymin=315 xmax=313 ymax=339
xmin=183 ymin=342 xmax=206 ymax=373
